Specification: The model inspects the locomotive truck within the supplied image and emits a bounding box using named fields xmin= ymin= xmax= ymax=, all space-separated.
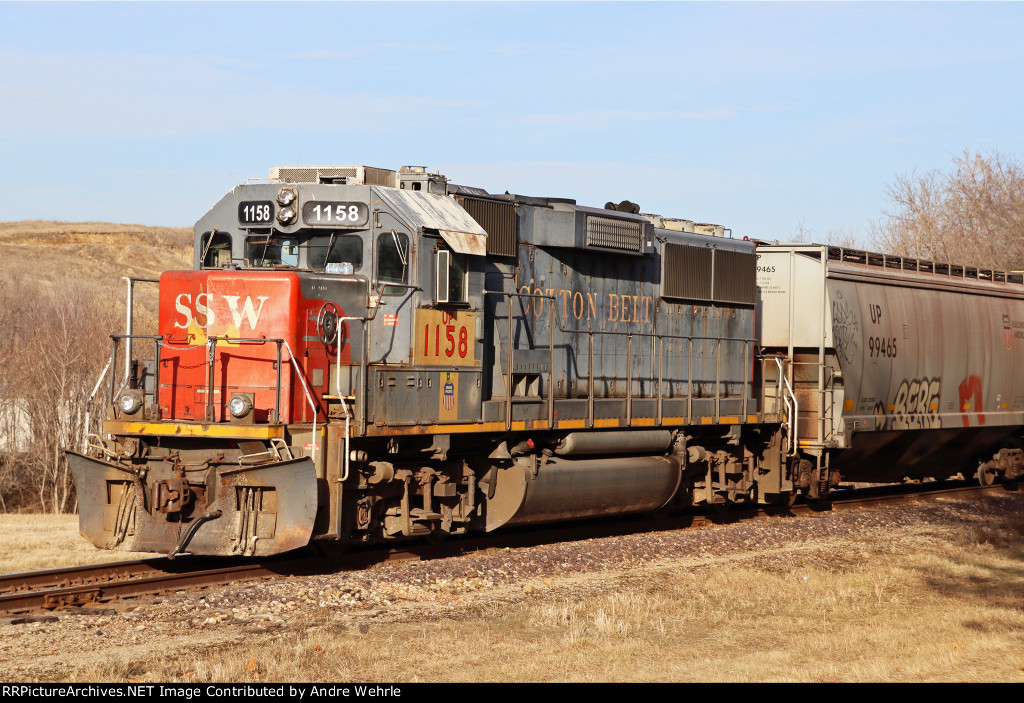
xmin=67 ymin=165 xmax=1024 ymax=557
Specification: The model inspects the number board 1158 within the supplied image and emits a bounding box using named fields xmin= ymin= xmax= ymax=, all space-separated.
xmin=301 ymin=201 xmax=369 ymax=227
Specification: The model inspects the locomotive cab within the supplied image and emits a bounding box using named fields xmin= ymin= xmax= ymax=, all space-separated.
xmin=68 ymin=166 xmax=493 ymax=556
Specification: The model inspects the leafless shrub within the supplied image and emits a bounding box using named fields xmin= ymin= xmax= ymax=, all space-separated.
xmin=792 ymin=218 xmax=813 ymax=243
xmin=872 ymin=150 xmax=1024 ymax=271
xmin=0 ymin=221 xmax=187 ymax=512
xmin=824 ymin=227 xmax=861 ymax=249
xmin=0 ymin=277 xmax=121 ymax=512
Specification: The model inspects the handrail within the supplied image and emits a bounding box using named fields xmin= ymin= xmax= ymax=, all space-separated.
xmin=769 ymin=356 xmax=799 ymax=456
xmin=120 ymin=277 xmax=160 ymax=383
xmin=107 ymin=333 xmax=323 ymax=462
xmin=83 ymin=360 xmax=112 ymax=451
xmin=282 ymin=339 xmax=319 ymax=464
xmin=334 ymin=315 xmax=365 ymax=483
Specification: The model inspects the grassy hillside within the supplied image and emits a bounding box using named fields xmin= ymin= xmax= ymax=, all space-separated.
xmin=0 ymin=220 xmax=192 ymax=281
xmin=0 ymin=220 xmax=193 ymax=321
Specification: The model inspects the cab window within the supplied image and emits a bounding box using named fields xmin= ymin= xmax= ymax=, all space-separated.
xmin=246 ymin=234 xmax=299 ymax=267
xmin=307 ymin=233 xmax=363 ymax=271
xmin=435 ymin=248 xmax=468 ymax=304
xmin=448 ymin=251 xmax=468 ymax=303
xmin=377 ymin=231 xmax=410 ymax=295
xmin=200 ymin=231 xmax=232 ymax=268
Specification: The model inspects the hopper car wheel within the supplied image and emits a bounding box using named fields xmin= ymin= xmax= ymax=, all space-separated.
xmin=317 ymin=302 xmax=340 ymax=345
xmin=764 ymin=491 xmax=797 ymax=508
xmin=977 ymin=463 xmax=998 ymax=487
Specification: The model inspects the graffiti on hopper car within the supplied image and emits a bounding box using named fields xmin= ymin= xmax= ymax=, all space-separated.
xmin=830 ymin=293 xmax=860 ymax=366
xmin=957 ymin=374 xmax=985 ymax=427
xmin=873 ymin=377 xmax=942 ymax=430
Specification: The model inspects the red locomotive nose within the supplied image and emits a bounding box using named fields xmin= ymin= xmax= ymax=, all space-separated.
xmin=157 ymin=269 xmax=337 ymax=424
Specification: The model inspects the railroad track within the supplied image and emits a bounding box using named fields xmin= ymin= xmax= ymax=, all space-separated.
xmin=1 ymin=479 xmax=1014 ymax=615
xmin=0 ymin=557 xmax=293 ymax=615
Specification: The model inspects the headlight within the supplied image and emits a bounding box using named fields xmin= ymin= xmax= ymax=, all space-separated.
xmin=276 ymin=206 xmax=296 ymax=225
xmin=277 ymin=187 xmax=297 ymax=206
xmin=119 ymin=392 xmax=142 ymax=415
xmin=228 ymin=394 xmax=254 ymax=418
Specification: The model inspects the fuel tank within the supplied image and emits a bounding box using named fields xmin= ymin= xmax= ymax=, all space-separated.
xmin=485 ymin=454 xmax=682 ymax=530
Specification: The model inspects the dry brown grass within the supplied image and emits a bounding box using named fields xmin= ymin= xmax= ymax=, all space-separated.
xmin=0 ymin=514 xmax=158 ymax=573
xmin=21 ymin=508 xmax=1019 ymax=683
xmin=0 ymin=220 xmax=191 ymax=322
xmin=0 ymin=220 xmax=191 ymax=275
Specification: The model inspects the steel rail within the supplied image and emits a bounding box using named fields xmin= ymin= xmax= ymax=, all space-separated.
xmin=0 ymin=561 xmax=277 ymax=614
xmin=0 ymin=558 xmax=171 ymax=596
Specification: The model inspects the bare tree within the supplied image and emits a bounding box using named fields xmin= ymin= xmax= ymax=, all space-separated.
xmin=0 ymin=278 xmax=121 ymax=512
xmin=792 ymin=218 xmax=813 ymax=243
xmin=824 ymin=227 xmax=861 ymax=249
xmin=872 ymin=150 xmax=1024 ymax=271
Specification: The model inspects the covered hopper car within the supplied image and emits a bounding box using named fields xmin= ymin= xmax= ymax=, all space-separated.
xmin=67 ymin=165 xmax=1024 ymax=557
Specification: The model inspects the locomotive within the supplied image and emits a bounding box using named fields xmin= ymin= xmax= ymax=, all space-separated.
xmin=67 ymin=164 xmax=1024 ymax=557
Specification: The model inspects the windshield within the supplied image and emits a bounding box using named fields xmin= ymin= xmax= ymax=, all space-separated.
xmin=246 ymin=234 xmax=299 ymax=267
xmin=378 ymin=231 xmax=410 ymax=295
xmin=307 ymin=233 xmax=363 ymax=271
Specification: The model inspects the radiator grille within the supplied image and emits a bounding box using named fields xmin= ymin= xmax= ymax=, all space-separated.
xmin=269 ymin=166 xmax=397 ymax=186
xmin=457 ymin=196 xmax=517 ymax=257
xmin=662 ymin=243 xmax=712 ymax=301
xmin=272 ymin=167 xmax=358 ymax=184
xmin=712 ymin=249 xmax=757 ymax=305
xmin=363 ymin=167 xmax=397 ymax=187
xmin=586 ymin=215 xmax=642 ymax=252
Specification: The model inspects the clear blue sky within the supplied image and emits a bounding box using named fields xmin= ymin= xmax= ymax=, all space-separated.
xmin=2 ymin=1 xmax=1023 ymax=246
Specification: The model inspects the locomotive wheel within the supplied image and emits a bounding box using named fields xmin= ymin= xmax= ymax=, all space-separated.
xmin=764 ymin=491 xmax=797 ymax=508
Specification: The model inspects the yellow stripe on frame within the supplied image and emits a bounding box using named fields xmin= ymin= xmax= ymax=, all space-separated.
xmin=110 ymin=413 xmax=764 ymax=441
xmin=105 ymin=421 xmax=285 ymax=439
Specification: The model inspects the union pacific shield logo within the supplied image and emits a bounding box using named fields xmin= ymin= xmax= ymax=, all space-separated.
xmin=443 ymin=376 xmax=455 ymax=410
xmin=439 ymin=372 xmax=459 ymax=421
